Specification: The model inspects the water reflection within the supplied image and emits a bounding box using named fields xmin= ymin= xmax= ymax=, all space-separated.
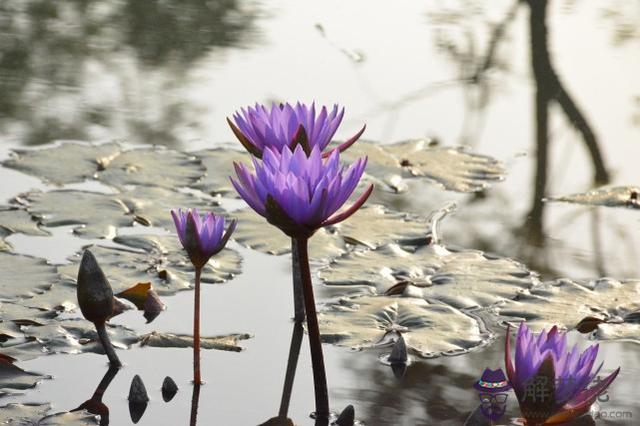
xmin=522 ymin=0 xmax=609 ymax=247
xmin=72 ymin=365 xmax=119 ymax=426
xmin=0 ymin=0 xmax=260 ymax=146
xmin=259 ymin=322 xmax=302 ymax=426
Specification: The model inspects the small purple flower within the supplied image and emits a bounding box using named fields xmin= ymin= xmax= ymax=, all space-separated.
xmin=231 ymin=144 xmax=373 ymax=238
xmin=227 ymin=102 xmax=366 ymax=158
xmin=505 ymin=323 xmax=619 ymax=425
xmin=171 ymin=209 xmax=237 ymax=269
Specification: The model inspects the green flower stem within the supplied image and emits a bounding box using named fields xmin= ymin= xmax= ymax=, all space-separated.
xmin=295 ymin=237 xmax=329 ymax=419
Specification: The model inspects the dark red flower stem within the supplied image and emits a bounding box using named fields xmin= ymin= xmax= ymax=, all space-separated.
xmin=295 ymin=237 xmax=329 ymax=419
xmin=95 ymin=321 xmax=122 ymax=368
xmin=190 ymin=383 xmax=201 ymax=426
xmin=291 ymin=238 xmax=306 ymax=322
xmin=193 ymin=266 xmax=202 ymax=385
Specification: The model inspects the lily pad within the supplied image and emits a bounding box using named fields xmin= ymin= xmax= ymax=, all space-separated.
xmin=497 ymin=278 xmax=640 ymax=342
xmin=341 ymin=140 xmax=505 ymax=193
xmin=545 ymin=186 xmax=640 ymax=209
xmin=192 ymin=148 xmax=251 ymax=196
xmin=119 ymin=186 xmax=223 ymax=232
xmin=39 ymin=410 xmax=98 ymax=425
xmin=22 ymin=190 xmax=132 ymax=239
xmin=0 ymin=252 xmax=59 ymax=300
xmin=96 ymin=146 xmax=205 ymax=190
xmin=16 ymin=319 xmax=139 ymax=356
xmin=384 ymin=140 xmax=505 ymax=192
xmin=334 ymin=204 xmax=429 ymax=249
xmin=0 ymin=403 xmax=96 ymax=425
xmin=22 ymin=188 xmax=220 ymax=239
xmin=0 ymin=403 xmax=52 ymax=424
xmin=57 ymin=234 xmax=242 ymax=295
xmin=0 ymin=358 xmax=47 ymax=391
xmin=318 ymin=242 xmax=537 ymax=309
xmin=2 ymin=142 xmax=122 ymax=186
xmin=231 ymin=208 xmax=346 ymax=261
xmin=319 ymin=296 xmax=488 ymax=357
xmin=0 ymin=207 xmax=49 ymax=236
xmin=139 ymin=331 xmax=252 ymax=352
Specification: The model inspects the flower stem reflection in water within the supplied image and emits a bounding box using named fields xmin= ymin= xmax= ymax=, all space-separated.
xmin=71 ymin=366 xmax=119 ymax=426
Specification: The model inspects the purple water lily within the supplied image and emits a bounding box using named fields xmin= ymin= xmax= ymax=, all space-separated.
xmin=171 ymin=209 xmax=236 ymax=269
xmin=231 ymin=144 xmax=372 ymax=420
xmin=228 ymin=102 xmax=365 ymax=158
xmin=171 ymin=209 xmax=236 ymax=385
xmin=506 ymin=323 xmax=619 ymax=425
xmin=231 ymin=144 xmax=372 ymax=238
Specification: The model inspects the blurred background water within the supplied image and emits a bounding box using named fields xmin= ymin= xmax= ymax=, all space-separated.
xmin=0 ymin=0 xmax=639 ymax=425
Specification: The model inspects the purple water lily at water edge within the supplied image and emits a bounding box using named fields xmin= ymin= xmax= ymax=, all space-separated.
xmin=171 ymin=208 xmax=236 ymax=386
xmin=231 ymin=144 xmax=373 ymax=238
xmin=505 ymin=323 xmax=620 ymax=425
xmin=227 ymin=102 xmax=366 ymax=158
xmin=171 ymin=209 xmax=237 ymax=269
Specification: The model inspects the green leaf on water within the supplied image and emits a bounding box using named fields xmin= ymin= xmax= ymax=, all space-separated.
xmin=192 ymin=148 xmax=252 ymax=196
xmin=139 ymin=331 xmax=252 ymax=352
xmin=545 ymin=186 xmax=640 ymax=209
xmin=319 ymin=295 xmax=489 ymax=357
xmin=0 ymin=252 xmax=59 ymax=300
xmin=497 ymin=278 xmax=640 ymax=342
xmin=2 ymin=141 xmax=122 ymax=185
xmin=0 ymin=357 xmax=47 ymax=391
xmin=57 ymin=235 xmax=242 ymax=295
xmin=96 ymin=145 xmax=205 ymax=190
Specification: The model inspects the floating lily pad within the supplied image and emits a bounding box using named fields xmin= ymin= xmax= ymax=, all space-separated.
xmin=57 ymin=234 xmax=242 ymax=295
xmin=0 ymin=403 xmax=52 ymax=424
xmin=139 ymin=331 xmax=252 ymax=352
xmin=22 ymin=188 xmax=219 ymax=239
xmin=231 ymin=208 xmax=346 ymax=261
xmin=342 ymin=140 xmax=505 ymax=193
xmin=318 ymin=242 xmax=536 ymax=309
xmin=192 ymin=148 xmax=251 ymax=196
xmin=334 ymin=204 xmax=428 ymax=249
xmin=0 ymin=207 xmax=49 ymax=236
xmin=38 ymin=410 xmax=98 ymax=425
xmin=17 ymin=319 xmax=139 ymax=356
xmin=22 ymin=190 xmax=132 ymax=239
xmin=0 ymin=358 xmax=47 ymax=391
xmin=119 ymin=186 xmax=222 ymax=232
xmin=2 ymin=142 xmax=122 ymax=185
xmin=96 ymin=146 xmax=205 ymax=190
xmin=0 ymin=252 xmax=59 ymax=300
xmin=384 ymin=140 xmax=505 ymax=192
xmin=0 ymin=403 xmax=96 ymax=425
xmin=319 ymin=296 xmax=488 ymax=357
xmin=497 ymin=278 xmax=640 ymax=342
xmin=545 ymin=186 xmax=640 ymax=209
xmin=340 ymin=140 xmax=405 ymax=193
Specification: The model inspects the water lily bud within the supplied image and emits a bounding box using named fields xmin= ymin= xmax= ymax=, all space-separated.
xmin=77 ymin=250 xmax=114 ymax=324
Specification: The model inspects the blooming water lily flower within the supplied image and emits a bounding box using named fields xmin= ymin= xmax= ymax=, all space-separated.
xmin=505 ymin=322 xmax=619 ymax=425
xmin=228 ymin=102 xmax=365 ymax=158
xmin=231 ymin=144 xmax=372 ymax=238
xmin=171 ymin=208 xmax=236 ymax=385
xmin=232 ymin=144 xmax=372 ymax=420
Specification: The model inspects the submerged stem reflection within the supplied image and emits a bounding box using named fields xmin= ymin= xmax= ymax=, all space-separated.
xmin=72 ymin=366 xmax=119 ymax=426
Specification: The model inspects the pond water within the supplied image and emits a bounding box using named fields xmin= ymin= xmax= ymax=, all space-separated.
xmin=0 ymin=0 xmax=639 ymax=425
